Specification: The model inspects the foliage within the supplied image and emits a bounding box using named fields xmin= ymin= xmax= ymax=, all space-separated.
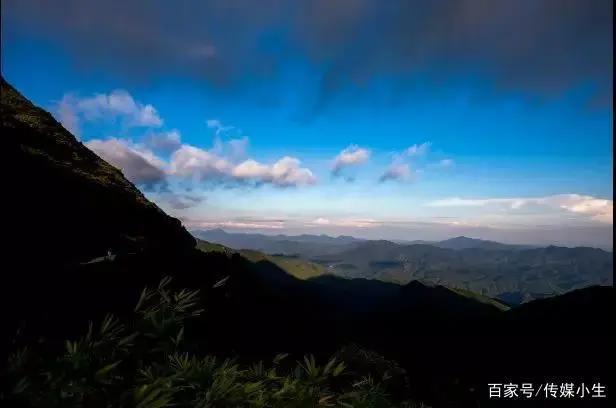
xmin=196 ymin=240 xmax=327 ymax=281
xmin=4 ymin=277 xmax=425 ymax=407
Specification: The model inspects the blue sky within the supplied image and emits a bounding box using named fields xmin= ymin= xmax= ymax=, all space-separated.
xmin=2 ymin=1 xmax=613 ymax=247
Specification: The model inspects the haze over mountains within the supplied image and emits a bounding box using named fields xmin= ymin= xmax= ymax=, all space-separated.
xmin=194 ymin=229 xmax=613 ymax=305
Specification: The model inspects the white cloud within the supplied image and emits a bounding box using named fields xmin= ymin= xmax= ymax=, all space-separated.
xmin=55 ymin=90 xmax=163 ymax=135
xmin=312 ymin=217 xmax=331 ymax=225
xmin=79 ymin=90 xmax=162 ymax=127
xmin=307 ymin=217 xmax=380 ymax=228
xmin=379 ymin=163 xmax=412 ymax=182
xmin=438 ymin=158 xmax=455 ymax=167
xmin=185 ymin=219 xmax=285 ymax=230
xmin=134 ymin=104 xmax=163 ymax=127
xmin=231 ymin=159 xmax=270 ymax=179
xmin=170 ymin=144 xmax=233 ymax=180
xmin=405 ymin=142 xmax=431 ymax=156
xmin=168 ymin=144 xmax=316 ymax=187
xmin=332 ymin=145 xmax=371 ymax=175
xmin=233 ymin=156 xmax=317 ymax=187
xmin=544 ymin=194 xmax=613 ymax=223
xmin=143 ymin=130 xmax=182 ymax=153
xmin=80 ymin=105 xmax=316 ymax=188
xmin=85 ymin=138 xmax=167 ymax=188
xmin=428 ymin=194 xmax=613 ymax=224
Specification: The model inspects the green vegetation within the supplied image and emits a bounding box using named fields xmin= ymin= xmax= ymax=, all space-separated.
xmin=197 ymin=240 xmax=327 ymax=280
xmin=196 ymin=240 xmax=234 ymax=254
xmin=194 ymin=230 xmax=613 ymax=305
xmin=5 ymin=277 xmax=426 ymax=407
xmin=448 ymin=287 xmax=510 ymax=311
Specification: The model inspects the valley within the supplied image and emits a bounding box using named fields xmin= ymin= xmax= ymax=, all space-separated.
xmin=194 ymin=229 xmax=613 ymax=305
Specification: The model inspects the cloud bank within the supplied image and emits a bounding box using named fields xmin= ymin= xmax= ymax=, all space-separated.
xmin=429 ymin=194 xmax=613 ymax=224
xmin=87 ymin=137 xmax=316 ymax=191
xmin=86 ymin=138 xmax=167 ymax=189
xmin=6 ymin=0 xmax=611 ymax=110
xmin=56 ymin=90 xmax=162 ymax=137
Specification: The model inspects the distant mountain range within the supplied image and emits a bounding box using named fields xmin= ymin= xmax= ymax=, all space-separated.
xmin=433 ymin=235 xmax=537 ymax=250
xmin=193 ymin=228 xmax=365 ymax=257
xmin=193 ymin=229 xmax=613 ymax=305
xmin=194 ymin=229 xmax=535 ymax=252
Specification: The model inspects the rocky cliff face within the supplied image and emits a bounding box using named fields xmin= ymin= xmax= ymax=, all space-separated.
xmin=3 ymin=76 xmax=195 ymax=267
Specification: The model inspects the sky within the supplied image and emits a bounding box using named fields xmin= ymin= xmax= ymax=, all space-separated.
xmin=2 ymin=0 xmax=613 ymax=248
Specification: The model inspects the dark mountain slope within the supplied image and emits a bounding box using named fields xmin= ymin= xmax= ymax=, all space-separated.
xmin=508 ymin=284 xmax=613 ymax=332
xmin=3 ymin=75 xmax=195 ymax=268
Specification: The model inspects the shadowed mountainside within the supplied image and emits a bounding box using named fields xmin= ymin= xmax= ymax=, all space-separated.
xmin=4 ymin=76 xmax=195 ymax=268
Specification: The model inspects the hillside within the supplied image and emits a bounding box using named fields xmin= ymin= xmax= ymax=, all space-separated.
xmin=198 ymin=230 xmax=613 ymax=304
xmin=321 ymin=241 xmax=612 ymax=303
xmin=435 ymin=236 xmax=532 ymax=250
xmin=197 ymin=239 xmax=327 ymax=280
xmin=4 ymin=76 xmax=195 ymax=267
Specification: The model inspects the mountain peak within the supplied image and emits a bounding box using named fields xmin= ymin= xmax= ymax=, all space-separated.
xmin=437 ymin=236 xmax=515 ymax=250
xmin=5 ymin=77 xmax=195 ymax=265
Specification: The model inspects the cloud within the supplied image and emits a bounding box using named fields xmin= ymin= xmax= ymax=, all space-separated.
xmin=56 ymin=95 xmax=81 ymax=137
xmin=164 ymin=142 xmax=316 ymax=187
xmin=85 ymin=138 xmax=167 ymax=189
xmin=307 ymin=217 xmax=380 ymax=228
xmin=212 ymin=135 xmax=249 ymax=160
xmin=312 ymin=217 xmax=331 ymax=225
xmin=169 ymin=144 xmax=235 ymax=183
xmin=207 ymin=119 xmax=234 ymax=136
xmin=183 ymin=218 xmax=286 ymax=230
xmin=438 ymin=159 xmax=454 ymax=168
xmin=232 ymin=156 xmax=317 ymax=187
xmin=379 ymin=163 xmax=412 ymax=183
xmin=7 ymin=1 xmax=611 ymax=111
xmin=545 ymin=195 xmax=613 ymax=224
xmin=332 ymin=145 xmax=371 ymax=176
xmin=428 ymin=194 xmax=613 ymax=224
xmin=143 ymin=130 xmax=182 ymax=153
xmin=162 ymin=192 xmax=205 ymax=210
xmin=405 ymin=142 xmax=431 ymax=157
xmin=84 ymin=127 xmax=317 ymax=190
xmin=91 ymin=137 xmax=308 ymax=190
xmin=55 ymin=90 xmax=162 ymax=135
xmin=75 ymin=90 xmax=162 ymax=126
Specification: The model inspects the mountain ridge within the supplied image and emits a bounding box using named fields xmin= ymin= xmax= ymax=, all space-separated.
xmin=4 ymin=75 xmax=196 ymax=267
xmin=195 ymin=229 xmax=613 ymax=304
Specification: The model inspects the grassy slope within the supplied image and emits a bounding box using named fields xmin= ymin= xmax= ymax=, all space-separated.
xmin=196 ymin=240 xmax=327 ymax=280
xmin=448 ymin=287 xmax=511 ymax=311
